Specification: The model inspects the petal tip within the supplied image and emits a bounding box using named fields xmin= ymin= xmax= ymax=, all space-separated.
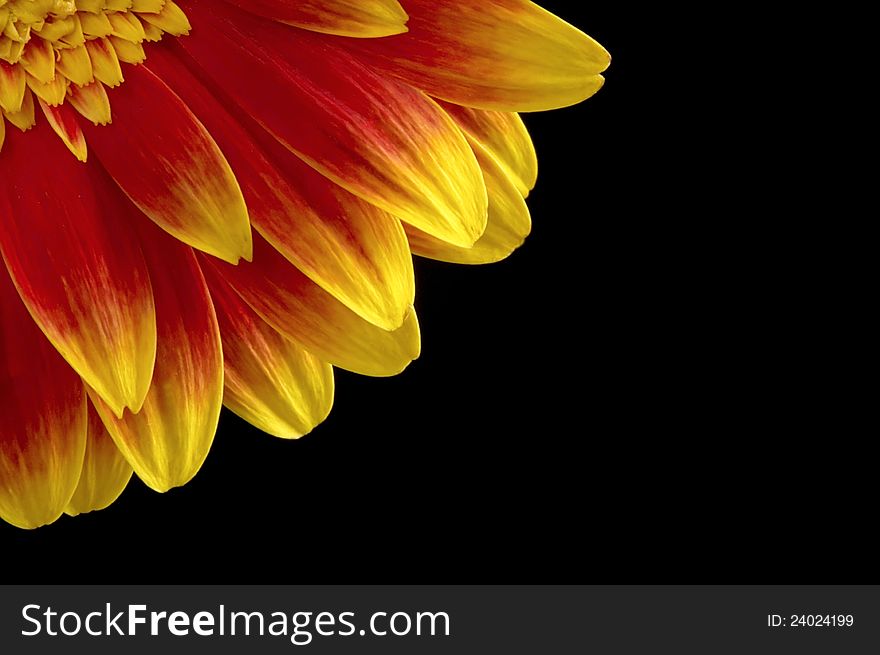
xmin=0 ymin=510 xmax=63 ymax=530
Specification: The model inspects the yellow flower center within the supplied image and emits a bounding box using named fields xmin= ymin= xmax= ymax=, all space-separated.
xmin=0 ymin=0 xmax=189 ymax=151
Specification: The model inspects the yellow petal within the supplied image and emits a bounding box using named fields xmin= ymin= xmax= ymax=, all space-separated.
xmin=407 ymin=139 xmax=531 ymax=264
xmin=204 ymin=235 xmax=421 ymax=378
xmin=0 ymin=270 xmax=88 ymax=530
xmin=350 ymin=0 xmax=610 ymax=111
xmin=26 ymin=71 xmax=69 ymax=107
xmin=211 ymin=273 xmax=335 ymax=439
xmin=19 ymin=36 xmax=55 ymax=84
xmin=0 ymin=60 xmax=27 ymax=114
xmin=86 ymin=37 xmax=124 ymax=87
xmin=67 ymin=79 xmax=112 ymax=125
xmin=65 ymin=402 xmax=133 ymax=517
xmin=56 ymin=45 xmax=94 ymax=86
xmin=440 ymin=101 xmax=538 ymax=197
xmin=109 ymin=35 xmax=146 ymax=65
xmin=3 ymin=87 xmax=35 ymax=130
xmin=139 ymin=1 xmax=191 ymax=36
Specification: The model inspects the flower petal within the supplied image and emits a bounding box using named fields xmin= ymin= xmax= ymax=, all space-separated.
xmin=439 ymin=102 xmax=538 ymax=197
xmin=146 ymin=48 xmax=414 ymax=331
xmin=407 ymin=139 xmax=531 ymax=264
xmin=65 ymin=402 xmax=133 ymax=517
xmin=210 ymin=272 xmax=335 ymax=439
xmin=180 ymin=1 xmax=487 ymax=248
xmin=346 ymin=0 xmax=610 ymax=111
xmin=0 ymin=61 xmax=27 ymax=114
xmin=225 ymin=0 xmax=409 ymax=38
xmin=0 ymin=122 xmax=157 ymax=417
xmin=0 ymin=270 xmax=87 ymax=530
xmin=90 ymin=224 xmax=223 ymax=493
xmin=38 ymin=99 xmax=87 ymax=162
xmin=202 ymin=234 xmax=421 ymax=378
xmin=82 ymin=64 xmax=253 ymax=265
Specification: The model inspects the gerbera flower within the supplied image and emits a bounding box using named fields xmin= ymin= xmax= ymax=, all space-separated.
xmin=0 ymin=0 xmax=609 ymax=529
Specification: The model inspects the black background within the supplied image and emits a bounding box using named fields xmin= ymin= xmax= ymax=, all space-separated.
xmin=2 ymin=5 xmax=870 ymax=582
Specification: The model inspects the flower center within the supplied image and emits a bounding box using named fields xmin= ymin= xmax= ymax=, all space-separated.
xmin=0 ymin=0 xmax=189 ymax=156
xmin=1 ymin=1 xmax=90 ymax=65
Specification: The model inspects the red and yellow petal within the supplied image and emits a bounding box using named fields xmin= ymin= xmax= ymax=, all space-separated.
xmin=180 ymin=1 xmax=488 ymax=248
xmin=0 ymin=269 xmax=87 ymax=530
xmin=203 ymin=234 xmax=421 ymax=378
xmin=65 ymin=402 xmax=133 ymax=517
xmin=83 ymin=64 xmax=253 ymax=265
xmin=90 ymin=223 xmax=223 ymax=493
xmin=3 ymin=87 xmax=35 ymax=131
xmin=347 ymin=0 xmax=610 ymax=112
xmin=67 ymin=80 xmax=112 ymax=126
xmin=407 ymin=139 xmax=531 ymax=264
xmin=440 ymin=102 xmax=538 ymax=197
xmin=38 ymin=100 xmax=87 ymax=162
xmin=147 ymin=47 xmax=414 ymax=330
xmin=227 ymin=0 xmax=409 ymax=38
xmin=0 ymin=122 xmax=157 ymax=418
xmin=0 ymin=61 xmax=27 ymax=114
xmin=210 ymin=272 xmax=335 ymax=439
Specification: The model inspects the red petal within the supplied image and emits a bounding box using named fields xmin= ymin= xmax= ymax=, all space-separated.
xmin=0 ymin=122 xmax=157 ymax=417
xmin=82 ymin=64 xmax=253 ymax=264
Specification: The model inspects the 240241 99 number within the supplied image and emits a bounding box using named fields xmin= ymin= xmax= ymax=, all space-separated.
xmin=768 ymin=614 xmax=854 ymax=628
xmin=790 ymin=614 xmax=854 ymax=627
